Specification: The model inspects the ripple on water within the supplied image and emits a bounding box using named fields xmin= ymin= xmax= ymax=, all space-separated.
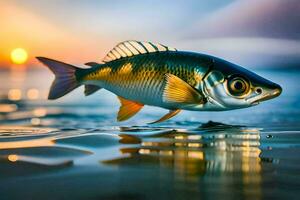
xmin=0 ymin=126 xmax=97 ymax=177
xmin=0 ymin=126 xmax=57 ymax=138
xmin=0 ymin=121 xmax=299 ymax=199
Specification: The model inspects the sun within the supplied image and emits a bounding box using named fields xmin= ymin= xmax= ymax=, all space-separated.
xmin=10 ymin=48 xmax=28 ymax=64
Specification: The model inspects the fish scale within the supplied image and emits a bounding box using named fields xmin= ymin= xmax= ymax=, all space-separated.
xmin=82 ymin=52 xmax=210 ymax=108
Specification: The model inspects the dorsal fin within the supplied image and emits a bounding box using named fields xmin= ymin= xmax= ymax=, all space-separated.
xmin=102 ymin=40 xmax=177 ymax=63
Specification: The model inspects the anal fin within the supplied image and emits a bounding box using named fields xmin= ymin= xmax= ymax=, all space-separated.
xmin=84 ymin=85 xmax=102 ymax=96
xmin=149 ymin=109 xmax=181 ymax=124
xmin=117 ymin=96 xmax=144 ymax=121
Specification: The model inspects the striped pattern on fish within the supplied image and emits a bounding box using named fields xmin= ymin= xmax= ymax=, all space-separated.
xmin=81 ymin=51 xmax=211 ymax=109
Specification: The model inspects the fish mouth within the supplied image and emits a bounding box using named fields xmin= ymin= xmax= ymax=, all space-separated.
xmin=251 ymin=85 xmax=282 ymax=105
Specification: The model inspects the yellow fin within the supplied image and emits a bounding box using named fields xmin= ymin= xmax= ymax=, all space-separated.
xmin=117 ymin=96 xmax=144 ymax=121
xmin=163 ymin=74 xmax=205 ymax=104
xmin=149 ymin=109 xmax=181 ymax=124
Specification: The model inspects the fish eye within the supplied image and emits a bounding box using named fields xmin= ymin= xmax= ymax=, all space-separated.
xmin=227 ymin=76 xmax=250 ymax=97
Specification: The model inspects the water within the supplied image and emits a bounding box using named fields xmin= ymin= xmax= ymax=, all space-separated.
xmin=0 ymin=69 xmax=300 ymax=200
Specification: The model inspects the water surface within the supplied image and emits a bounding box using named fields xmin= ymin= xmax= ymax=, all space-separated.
xmin=0 ymin=69 xmax=299 ymax=200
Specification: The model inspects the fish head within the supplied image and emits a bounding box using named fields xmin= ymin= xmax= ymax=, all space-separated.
xmin=201 ymin=58 xmax=282 ymax=110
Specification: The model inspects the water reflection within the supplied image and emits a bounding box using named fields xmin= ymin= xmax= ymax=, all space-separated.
xmin=115 ymin=125 xmax=261 ymax=171
xmin=0 ymin=137 xmax=55 ymax=149
xmin=0 ymin=122 xmax=296 ymax=199
xmin=103 ymin=124 xmax=262 ymax=198
xmin=27 ymin=89 xmax=39 ymax=100
xmin=8 ymin=154 xmax=19 ymax=162
xmin=0 ymin=104 xmax=17 ymax=113
xmin=8 ymin=89 xmax=22 ymax=101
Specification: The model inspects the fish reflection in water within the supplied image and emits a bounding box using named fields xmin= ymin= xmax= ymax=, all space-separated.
xmin=0 ymin=121 xmax=293 ymax=200
xmin=103 ymin=123 xmax=263 ymax=197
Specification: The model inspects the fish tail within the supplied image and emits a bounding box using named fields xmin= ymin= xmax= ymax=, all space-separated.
xmin=36 ymin=57 xmax=81 ymax=100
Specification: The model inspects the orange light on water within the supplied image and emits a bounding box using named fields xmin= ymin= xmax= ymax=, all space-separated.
xmin=0 ymin=138 xmax=55 ymax=150
xmin=31 ymin=118 xmax=41 ymax=125
xmin=0 ymin=104 xmax=17 ymax=113
xmin=33 ymin=108 xmax=47 ymax=117
xmin=139 ymin=149 xmax=151 ymax=154
xmin=8 ymin=154 xmax=19 ymax=162
xmin=8 ymin=89 xmax=22 ymax=101
xmin=188 ymin=151 xmax=204 ymax=160
xmin=27 ymin=89 xmax=39 ymax=100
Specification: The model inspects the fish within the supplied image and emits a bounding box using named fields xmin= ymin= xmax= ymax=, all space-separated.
xmin=36 ymin=40 xmax=282 ymax=123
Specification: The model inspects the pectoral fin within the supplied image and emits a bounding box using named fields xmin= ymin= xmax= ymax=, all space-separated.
xmin=84 ymin=85 xmax=102 ymax=96
xmin=163 ymin=74 xmax=205 ymax=104
xmin=148 ymin=109 xmax=181 ymax=124
xmin=117 ymin=96 xmax=144 ymax=121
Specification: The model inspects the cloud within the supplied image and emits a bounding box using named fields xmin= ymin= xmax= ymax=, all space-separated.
xmin=177 ymin=37 xmax=300 ymax=68
xmin=181 ymin=0 xmax=300 ymax=68
xmin=189 ymin=0 xmax=300 ymax=39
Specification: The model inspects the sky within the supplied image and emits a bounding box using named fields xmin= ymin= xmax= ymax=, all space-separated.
xmin=0 ymin=0 xmax=299 ymax=69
